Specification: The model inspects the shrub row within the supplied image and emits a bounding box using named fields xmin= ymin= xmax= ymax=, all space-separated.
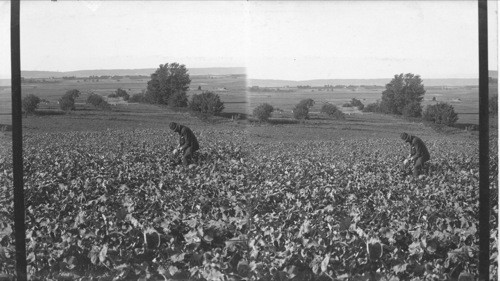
xmin=342 ymin=98 xmax=364 ymax=110
xmin=108 ymin=88 xmax=130 ymax=101
xmin=253 ymin=99 xmax=346 ymax=123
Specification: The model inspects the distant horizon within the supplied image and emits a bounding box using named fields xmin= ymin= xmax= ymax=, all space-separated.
xmin=5 ymin=66 xmax=493 ymax=81
xmin=0 ymin=66 xmax=487 ymax=88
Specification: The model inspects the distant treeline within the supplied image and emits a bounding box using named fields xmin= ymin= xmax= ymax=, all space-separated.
xmin=70 ymin=75 xmax=149 ymax=80
xmin=249 ymin=86 xmax=295 ymax=92
xmin=20 ymin=77 xmax=60 ymax=84
xmin=249 ymin=84 xmax=385 ymax=92
xmin=190 ymin=74 xmax=246 ymax=79
xmin=323 ymin=84 xmax=384 ymax=90
xmin=21 ymin=75 xmax=150 ymax=84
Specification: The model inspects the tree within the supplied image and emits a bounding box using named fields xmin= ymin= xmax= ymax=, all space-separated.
xmin=293 ymin=105 xmax=309 ymax=121
xmin=115 ymin=88 xmax=130 ymax=101
xmin=168 ymin=90 xmax=189 ymax=108
xmin=253 ymin=103 xmax=274 ymax=122
xmin=22 ymin=94 xmax=41 ymax=116
xmin=189 ymin=91 xmax=224 ymax=115
xmin=145 ymin=63 xmax=191 ymax=105
xmin=66 ymin=89 xmax=81 ymax=100
xmin=422 ymin=102 xmax=458 ymax=126
xmin=402 ymin=101 xmax=422 ymax=118
xmin=298 ymin=98 xmax=314 ymax=108
xmin=293 ymin=99 xmax=314 ymax=121
xmin=59 ymin=89 xmax=81 ymax=112
xmin=321 ymin=103 xmax=345 ymax=119
xmin=350 ymin=98 xmax=364 ymax=110
xmin=129 ymin=91 xmax=146 ymax=103
xmin=86 ymin=93 xmax=110 ymax=109
xmin=380 ymin=73 xmax=425 ymax=115
xmin=363 ymin=102 xmax=382 ymax=113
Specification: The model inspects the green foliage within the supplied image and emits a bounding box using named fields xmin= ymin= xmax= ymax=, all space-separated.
xmin=0 ymin=129 xmax=495 ymax=280
xmin=293 ymin=105 xmax=309 ymax=120
xmin=86 ymin=93 xmax=110 ymax=110
xmin=115 ymin=88 xmax=130 ymax=101
xmin=168 ymin=90 xmax=188 ymax=108
xmin=298 ymin=98 xmax=315 ymax=108
xmin=189 ymin=91 xmax=224 ymax=115
xmin=253 ymin=103 xmax=274 ymax=122
xmin=363 ymin=102 xmax=382 ymax=113
xmin=321 ymin=103 xmax=345 ymax=119
xmin=129 ymin=92 xmax=146 ymax=103
xmin=22 ymin=94 xmax=41 ymax=115
xmin=293 ymin=104 xmax=308 ymax=120
xmin=380 ymin=73 xmax=426 ymax=115
xmin=59 ymin=96 xmax=75 ymax=112
xmin=490 ymin=95 xmax=498 ymax=116
xmin=293 ymin=99 xmax=315 ymax=121
xmin=65 ymin=89 xmax=81 ymax=99
xmin=145 ymin=63 xmax=191 ymax=105
xmin=350 ymin=98 xmax=364 ymax=110
xmin=423 ymin=102 xmax=459 ymax=126
xmin=402 ymin=101 xmax=422 ymax=118
xmin=59 ymin=89 xmax=81 ymax=112
xmin=342 ymin=99 xmax=364 ymax=110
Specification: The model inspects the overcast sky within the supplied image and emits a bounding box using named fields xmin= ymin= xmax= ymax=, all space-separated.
xmin=0 ymin=1 xmax=498 ymax=80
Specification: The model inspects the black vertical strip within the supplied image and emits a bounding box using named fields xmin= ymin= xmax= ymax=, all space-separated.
xmin=10 ymin=0 xmax=27 ymax=280
xmin=478 ymin=0 xmax=489 ymax=280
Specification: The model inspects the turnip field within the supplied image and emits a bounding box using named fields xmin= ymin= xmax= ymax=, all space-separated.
xmin=0 ymin=127 xmax=497 ymax=280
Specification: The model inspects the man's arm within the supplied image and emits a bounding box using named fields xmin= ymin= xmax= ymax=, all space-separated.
xmin=411 ymin=139 xmax=423 ymax=161
xmin=410 ymin=146 xmax=416 ymax=157
xmin=180 ymin=129 xmax=191 ymax=151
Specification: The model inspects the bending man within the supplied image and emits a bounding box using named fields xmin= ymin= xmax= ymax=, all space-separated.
xmin=400 ymin=132 xmax=430 ymax=177
xmin=170 ymin=122 xmax=200 ymax=166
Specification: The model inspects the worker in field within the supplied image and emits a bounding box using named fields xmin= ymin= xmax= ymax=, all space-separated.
xmin=400 ymin=132 xmax=430 ymax=177
xmin=170 ymin=122 xmax=200 ymax=166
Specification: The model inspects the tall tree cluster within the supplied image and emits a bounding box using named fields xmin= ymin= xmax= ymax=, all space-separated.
xmin=145 ymin=63 xmax=191 ymax=105
xmin=380 ymin=73 xmax=425 ymax=116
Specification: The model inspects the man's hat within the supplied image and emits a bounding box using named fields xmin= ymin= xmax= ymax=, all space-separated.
xmin=169 ymin=122 xmax=178 ymax=131
xmin=400 ymin=132 xmax=410 ymax=141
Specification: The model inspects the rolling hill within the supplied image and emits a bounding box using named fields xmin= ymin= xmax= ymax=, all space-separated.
xmin=20 ymin=67 xmax=246 ymax=79
xmin=249 ymin=78 xmax=479 ymax=87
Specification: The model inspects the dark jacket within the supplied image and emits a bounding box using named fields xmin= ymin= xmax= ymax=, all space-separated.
xmin=408 ymin=135 xmax=430 ymax=161
xmin=177 ymin=125 xmax=199 ymax=151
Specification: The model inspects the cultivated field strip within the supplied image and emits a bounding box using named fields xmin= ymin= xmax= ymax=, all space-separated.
xmin=0 ymin=128 xmax=496 ymax=280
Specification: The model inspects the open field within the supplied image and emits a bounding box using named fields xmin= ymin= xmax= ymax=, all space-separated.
xmin=0 ymin=74 xmax=248 ymax=125
xmin=0 ymin=74 xmax=497 ymax=280
xmin=1 ymin=75 xmax=493 ymax=126
xmin=248 ymin=86 xmax=483 ymax=125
